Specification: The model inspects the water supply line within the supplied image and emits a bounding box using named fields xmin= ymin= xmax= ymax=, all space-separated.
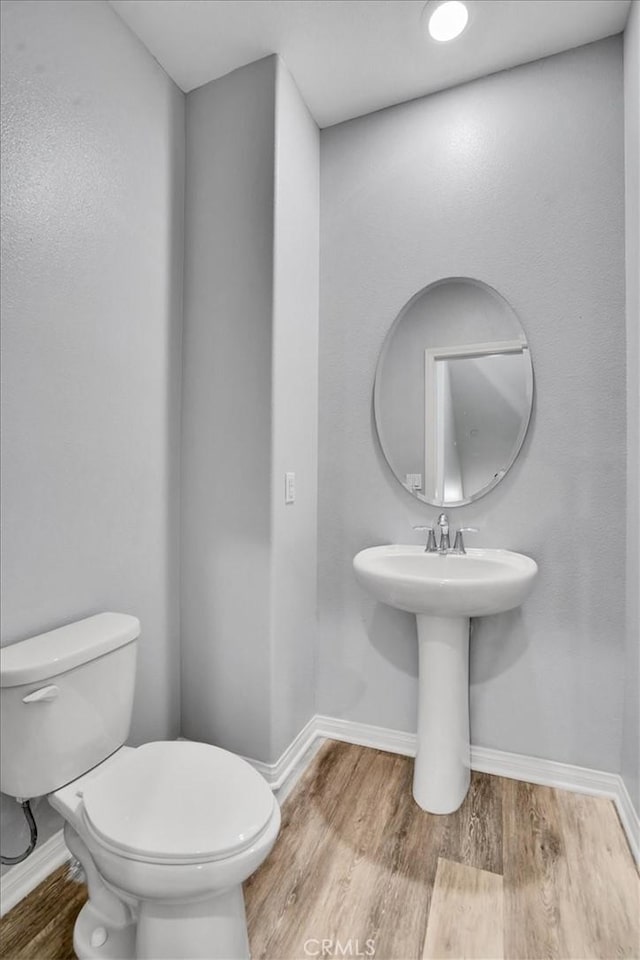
xmin=1 ymin=799 xmax=37 ymax=864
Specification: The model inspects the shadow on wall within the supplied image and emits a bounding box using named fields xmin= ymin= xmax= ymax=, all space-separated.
xmin=366 ymin=602 xmax=418 ymax=676
xmin=320 ymin=667 xmax=369 ymax=717
xmin=469 ymin=610 xmax=531 ymax=684
xmin=363 ymin=599 xmax=532 ymax=684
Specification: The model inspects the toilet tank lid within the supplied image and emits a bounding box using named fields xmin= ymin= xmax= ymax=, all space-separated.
xmin=0 ymin=613 xmax=140 ymax=687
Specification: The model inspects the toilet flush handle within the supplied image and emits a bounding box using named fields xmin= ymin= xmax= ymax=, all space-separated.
xmin=22 ymin=685 xmax=59 ymax=703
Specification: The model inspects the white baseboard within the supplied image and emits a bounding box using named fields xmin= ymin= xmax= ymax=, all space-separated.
xmin=471 ymin=743 xmax=623 ymax=797
xmin=614 ymin=776 xmax=640 ymax=865
xmin=0 ymin=829 xmax=69 ymax=917
xmin=314 ymin=714 xmax=417 ymax=756
xmin=244 ymin=715 xmax=320 ymax=790
xmin=2 ymin=714 xmax=637 ymax=917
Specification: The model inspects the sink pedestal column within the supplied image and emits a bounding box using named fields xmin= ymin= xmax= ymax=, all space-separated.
xmin=413 ymin=615 xmax=470 ymax=814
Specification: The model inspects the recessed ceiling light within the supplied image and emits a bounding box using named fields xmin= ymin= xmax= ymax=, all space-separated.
xmin=427 ymin=1 xmax=469 ymax=42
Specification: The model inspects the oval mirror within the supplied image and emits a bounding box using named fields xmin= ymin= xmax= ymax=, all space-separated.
xmin=374 ymin=277 xmax=533 ymax=507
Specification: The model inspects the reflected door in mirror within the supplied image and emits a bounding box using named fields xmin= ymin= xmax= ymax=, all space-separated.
xmin=374 ymin=278 xmax=533 ymax=506
xmin=425 ymin=342 xmax=530 ymax=503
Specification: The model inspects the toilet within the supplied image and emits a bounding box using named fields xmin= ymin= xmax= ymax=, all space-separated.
xmin=0 ymin=613 xmax=281 ymax=960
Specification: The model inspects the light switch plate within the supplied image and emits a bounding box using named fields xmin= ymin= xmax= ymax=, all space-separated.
xmin=285 ymin=472 xmax=295 ymax=504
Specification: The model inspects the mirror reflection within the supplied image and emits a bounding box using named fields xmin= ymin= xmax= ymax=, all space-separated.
xmin=374 ymin=278 xmax=533 ymax=506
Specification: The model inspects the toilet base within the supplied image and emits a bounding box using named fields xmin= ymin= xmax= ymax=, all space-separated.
xmin=73 ymin=900 xmax=136 ymax=960
xmin=73 ymin=886 xmax=250 ymax=960
xmin=136 ymin=886 xmax=250 ymax=960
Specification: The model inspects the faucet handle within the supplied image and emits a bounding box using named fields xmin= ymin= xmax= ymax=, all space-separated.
xmin=413 ymin=524 xmax=437 ymax=553
xmin=452 ymin=527 xmax=479 ymax=554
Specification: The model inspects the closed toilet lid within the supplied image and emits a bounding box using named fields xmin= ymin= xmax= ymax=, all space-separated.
xmin=80 ymin=741 xmax=276 ymax=863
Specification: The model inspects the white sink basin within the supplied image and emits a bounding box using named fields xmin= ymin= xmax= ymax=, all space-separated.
xmin=353 ymin=542 xmax=537 ymax=816
xmin=353 ymin=545 xmax=538 ymax=618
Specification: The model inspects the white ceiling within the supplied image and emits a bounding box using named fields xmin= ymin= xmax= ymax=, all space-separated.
xmin=110 ymin=0 xmax=631 ymax=128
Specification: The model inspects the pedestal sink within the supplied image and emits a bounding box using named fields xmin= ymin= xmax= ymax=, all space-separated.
xmin=353 ymin=545 xmax=537 ymax=814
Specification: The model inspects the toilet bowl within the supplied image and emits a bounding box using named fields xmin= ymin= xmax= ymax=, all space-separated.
xmin=0 ymin=613 xmax=280 ymax=960
xmin=51 ymin=740 xmax=281 ymax=960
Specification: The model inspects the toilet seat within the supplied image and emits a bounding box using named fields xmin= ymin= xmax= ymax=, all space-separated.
xmin=78 ymin=741 xmax=276 ymax=865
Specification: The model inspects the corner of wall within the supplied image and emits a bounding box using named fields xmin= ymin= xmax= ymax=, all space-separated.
xmin=268 ymin=58 xmax=320 ymax=762
xmin=622 ymin=0 xmax=640 ymax=816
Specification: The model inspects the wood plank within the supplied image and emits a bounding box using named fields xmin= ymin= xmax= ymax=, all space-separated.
xmin=554 ymin=789 xmax=640 ymax=959
xmin=9 ymin=896 xmax=84 ymax=960
xmin=0 ymin=865 xmax=86 ymax=959
xmin=247 ymin=743 xmax=411 ymax=960
xmin=502 ymin=778 xmax=640 ymax=959
xmin=439 ymin=771 xmax=503 ymax=875
xmin=246 ymin=739 xmax=378 ymax=958
xmin=287 ymin=749 xmax=410 ymax=960
xmin=352 ymin=754 xmax=446 ymax=960
xmin=503 ymin=777 xmax=577 ymax=959
xmin=422 ymin=857 xmax=504 ymax=960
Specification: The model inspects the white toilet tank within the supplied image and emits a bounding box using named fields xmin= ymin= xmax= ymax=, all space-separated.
xmin=0 ymin=613 xmax=139 ymax=799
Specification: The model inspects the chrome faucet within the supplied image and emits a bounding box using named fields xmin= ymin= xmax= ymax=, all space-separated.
xmin=413 ymin=524 xmax=437 ymax=553
xmin=437 ymin=513 xmax=450 ymax=554
xmin=414 ymin=516 xmax=479 ymax=554
xmin=452 ymin=527 xmax=479 ymax=554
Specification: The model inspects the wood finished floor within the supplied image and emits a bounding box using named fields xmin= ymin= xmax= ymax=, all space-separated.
xmin=1 ymin=740 xmax=638 ymax=960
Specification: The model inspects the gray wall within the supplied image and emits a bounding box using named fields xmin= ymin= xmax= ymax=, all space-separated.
xmin=181 ymin=56 xmax=319 ymax=763
xmin=270 ymin=61 xmax=319 ymax=758
xmin=181 ymin=57 xmax=277 ymax=761
xmin=622 ymin=0 xmax=640 ymax=815
xmin=0 ymin=0 xmax=184 ymax=866
xmin=318 ymin=38 xmax=627 ymax=772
